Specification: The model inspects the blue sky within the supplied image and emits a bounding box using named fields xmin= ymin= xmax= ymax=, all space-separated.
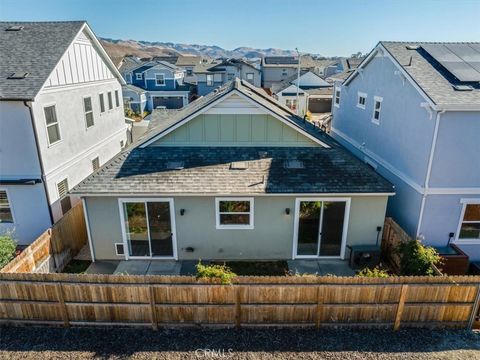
xmin=1 ymin=0 xmax=479 ymax=56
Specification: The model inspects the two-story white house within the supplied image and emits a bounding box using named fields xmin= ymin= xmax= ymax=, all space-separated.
xmin=0 ymin=21 xmax=127 ymax=245
xmin=331 ymin=41 xmax=480 ymax=260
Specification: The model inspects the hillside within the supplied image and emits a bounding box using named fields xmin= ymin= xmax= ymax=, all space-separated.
xmin=100 ymin=37 xmax=319 ymax=59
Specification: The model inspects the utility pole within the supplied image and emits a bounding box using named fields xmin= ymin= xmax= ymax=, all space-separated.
xmin=295 ymin=47 xmax=301 ymax=116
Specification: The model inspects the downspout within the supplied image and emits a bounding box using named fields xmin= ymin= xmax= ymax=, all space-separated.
xmin=416 ymin=109 xmax=446 ymax=238
xmin=23 ymin=101 xmax=55 ymax=225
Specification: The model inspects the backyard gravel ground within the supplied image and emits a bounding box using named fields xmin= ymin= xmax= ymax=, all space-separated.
xmin=0 ymin=326 xmax=479 ymax=359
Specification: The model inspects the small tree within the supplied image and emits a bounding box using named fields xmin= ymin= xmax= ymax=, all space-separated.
xmin=0 ymin=235 xmax=16 ymax=269
xmin=397 ymin=241 xmax=442 ymax=276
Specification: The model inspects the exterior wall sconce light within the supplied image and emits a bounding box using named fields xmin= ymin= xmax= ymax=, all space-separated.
xmin=180 ymin=209 xmax=185 ymax=216
xmin=285 ymin=208 xmax=290 ymax=215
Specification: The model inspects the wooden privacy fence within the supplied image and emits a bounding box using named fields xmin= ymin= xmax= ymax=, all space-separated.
xmin=0 ymin=202 xmax=87 ymax=273
xmin=381 ymin=217 xmax=413 ymax=274
xmin=0 ymin=273 xmax=479 ymax=330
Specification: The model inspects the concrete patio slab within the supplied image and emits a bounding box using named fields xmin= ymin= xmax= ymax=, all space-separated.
xmin=180 ymin=260 xmax=199 ymax=276
xmin=318 ymin=260 xmax=355 ymax=276
xmin=147 ymin=261 xmax=181 ymax=275
xmin=85 ymin=261 xmax=119 ymax=275
xmin=287 ymin=260 xmax=320 ymax=275
xmin=114 ymin=260 xmax=150 ymax=275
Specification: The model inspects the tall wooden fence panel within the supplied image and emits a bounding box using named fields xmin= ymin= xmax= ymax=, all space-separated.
xmin=0 ymin=273 xmax=479 ymax=330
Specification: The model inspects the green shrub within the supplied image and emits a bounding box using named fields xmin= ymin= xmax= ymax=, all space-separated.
xmin=196 ymin=261 xmax=237 ymax=284
xmin=397 ymin=241 xmax=442 ymax=276
xmin=0 ymin=235 xmax=17 ymax=269
xmin=124 ymin=107 xmax=135 ymax=118
xmin=356 ymin=266 xmax=389 ymax=278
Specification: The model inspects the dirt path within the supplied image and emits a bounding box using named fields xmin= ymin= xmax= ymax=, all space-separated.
xmin=0 ymin=327 xmax=479 ymax=359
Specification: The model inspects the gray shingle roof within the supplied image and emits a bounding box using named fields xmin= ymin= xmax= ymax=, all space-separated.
xmin=0 ymin=21 xmax=86 ymax=100
xmin=381 ymin=42 xmax=480 ymax=107
xmin=71 ymin=146 xmax=394 ymax=195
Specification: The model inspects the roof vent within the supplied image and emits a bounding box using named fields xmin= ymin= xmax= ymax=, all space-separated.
xmin=165 ymin=161 xmax=184 ymax=170
xmin=406 ymin=45 xmax=420 ymax=50
xmin=230 ymin=161 xmax=248 ymax=170
xmin=5 ymin=25 xmax=24 ymax=31
xmin=284 ymin=160 xmax=304 ymax=169
xmin=8 ymin=72 xmax=29 ymax=79
xmin=452 ymin=84 xmax=474 ymax=91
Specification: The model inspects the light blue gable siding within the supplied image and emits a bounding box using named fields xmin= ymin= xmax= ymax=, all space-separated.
xmin=332 ymin=55 xmax=435 ymax=186
xmin=430 ymin=111 xmax=480 ymax=187
xmin=143 ymin=67 xmax=178 ymax=91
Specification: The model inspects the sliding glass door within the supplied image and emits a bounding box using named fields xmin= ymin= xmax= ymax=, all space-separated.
xmin=121 ymin=199 xmax=176 ymax=258
xmin=295 ymin=199 xmax=349 ymax=258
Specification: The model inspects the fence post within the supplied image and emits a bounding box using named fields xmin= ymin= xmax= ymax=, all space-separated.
xmin=235 ymin=286 xmax=242 ymax=328
xmin=148 ymin=285 xmax=158 ymax=330
xmin=394 ymin=284 xmax=408 ymax=331
xmin=55 ymin=283 xmax=69 ymax=327
xmin=467 ymin=285 xmax=480 ymax=330
xmin=316 ymin=285 xmax=324 ymax=329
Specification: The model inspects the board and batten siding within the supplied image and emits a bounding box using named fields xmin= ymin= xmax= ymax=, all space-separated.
xmin=43 ymin=30 xmax=115 ymax=88
xmin=85 ymin=195 xmax=388 ymax=260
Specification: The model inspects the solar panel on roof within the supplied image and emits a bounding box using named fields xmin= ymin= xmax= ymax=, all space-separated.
xmin=421 ymin=44 xmax=480 ymax=82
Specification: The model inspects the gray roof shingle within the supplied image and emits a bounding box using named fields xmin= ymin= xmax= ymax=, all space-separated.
xmin=0 ymin=21 xmax=86 ymax=100
xmin=71 ymin=146 xmax=394 ymax=195
xmin=381 ymin=42 xmax=480 ymax=107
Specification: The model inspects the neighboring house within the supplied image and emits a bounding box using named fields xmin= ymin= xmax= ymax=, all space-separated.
xmin=195 ymin=58 xmax=261 ymax=96
xmin=118 ymin=56 xmax=143 ymax=83
xmin=272 ymin=70 xmax=333 ymax=115
xmin=175 ymin=55 xmax=204 ymax=84
xmin=0 ymin=21 xmax=127 ymax=245
xmin=331 ymin=41 xmax=480 ymax=260
xmin=71 ymin=78 xmax=393 ymax=262
xmin=261 ymin=56 xmax=319 ymax=89
xmin=122 ymin=84 xmax=147 ymax=115
xmin=124 ymin=61 xmax=190 ymax=110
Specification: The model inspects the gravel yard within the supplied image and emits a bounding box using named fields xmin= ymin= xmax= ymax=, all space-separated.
xmin=0 ymin=326 xmax=479 ymax=359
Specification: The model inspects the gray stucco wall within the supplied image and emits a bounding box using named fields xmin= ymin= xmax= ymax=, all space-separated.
xmin=85 ymin=195 xmax=388 ymax=261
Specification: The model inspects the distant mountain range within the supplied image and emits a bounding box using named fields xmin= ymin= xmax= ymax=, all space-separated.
xmin=100 ymin=37 xmax=321 ymax=60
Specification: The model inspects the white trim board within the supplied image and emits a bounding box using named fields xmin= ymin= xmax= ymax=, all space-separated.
xmin=453 ymin=198 xmax=480 ymax=245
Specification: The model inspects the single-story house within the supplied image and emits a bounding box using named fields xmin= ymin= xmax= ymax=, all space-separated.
xmin=71 ymin=79 xmax=394 ymax=262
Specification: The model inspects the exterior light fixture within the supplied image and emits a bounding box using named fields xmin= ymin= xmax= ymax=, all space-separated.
xmin=180 ymin=209 xmax=185 ymax=216
xmin=285 ymin=208 xmax=291 ymax=215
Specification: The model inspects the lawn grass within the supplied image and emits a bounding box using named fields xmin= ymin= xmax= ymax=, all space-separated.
xmin=212 ymin=261 xmax=289 ymax=276
xmin=62 ymin=260 xmax=91 ymax=274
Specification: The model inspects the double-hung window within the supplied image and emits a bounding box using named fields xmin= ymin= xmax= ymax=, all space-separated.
xmin=0 ymin=190 xmax=13 ymax=223
xmin=155 ymin=74 xmax=165 ymax=86
xmin=457 ymin=201 xmax=480 ymax=242
xmin=206 ymin=74 xmax=214 ymax=86
xmin=285 ymin=98 xmax=297 ymax=111
xmin=99 ymin=93 xmax=105 ymax=113
xmin=108 ymin=91 xmax=113 ymax=110
xmin=216 ymin=198 xmax=254 ymax=229
xmin=44 ymin=105 xmax=61 ymax=145
xmin=135 ymin=73 xmax=142 ymax=80
xmin=246 ymin=73 xmax=254 ymax=82
xmin=372 ymin=96 xmax=383 ymax=124
xmin=57 ymin=178 xmax=71 ymax=215
xmin=84 ymin=97 xmax=94 ymax=128
xmin=357 ymin=92 xmax=367 ymax=109
xmin=115 ymin=90 xmax=120 ymax=107
xmin=334 ymin=88 xmax=341 ymax=108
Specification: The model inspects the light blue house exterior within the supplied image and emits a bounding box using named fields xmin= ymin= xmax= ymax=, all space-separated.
xmin=331 ymin=41 xmax=480 ymax=260
xmin=123 ymin=61 xmax=191 ymax=110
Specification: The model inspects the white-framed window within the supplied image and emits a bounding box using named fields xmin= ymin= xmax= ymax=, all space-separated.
xmin=44 ymin=105 xmax=61 ymax=145
xmin=357 ymin=92 xmax=367 ymax=109
xmin=215 ymin=197 xmax=254 ymax=229
xmin=206 ymin=74 xmax=214 ymax=86
xmin=246 ymin=72 xmax=254 ymax=82
xmin=83 ymin=96 xmax=94 ymax=128
xmin=0 ymin=190 xmax=14 ymax=223
xmin=285 ymin=98 xmax=297 ymax=111
xmin=334 ymin=87 xmax=341 ymax=108
xmin=282 ymin=69 xmax=288 ymax=76
xmin=108 ymin=92 xmax=113 ymax=110
xmin=99 ymin=93 xmax=105 ymax=113
xmin=455 ymin=199 xmax=480 ymax=243
xmin=92 ymin=156 xmax=100 ymax=171
xmin=115 ymin=90 xmax=120 ymax=107
xmin=155 ymin=74 xmax=165 ymax=86
xmin=135 ymin=73 xmax=142 ymax=80
xmin=372 ymin=96 xmax=383 ymax=124
xmin=227 ymin=73 xmax=235 ymax=81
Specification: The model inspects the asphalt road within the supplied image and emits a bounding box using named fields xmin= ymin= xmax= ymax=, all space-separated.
xmin=0 ymin=326 xmax=479 ymax=359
